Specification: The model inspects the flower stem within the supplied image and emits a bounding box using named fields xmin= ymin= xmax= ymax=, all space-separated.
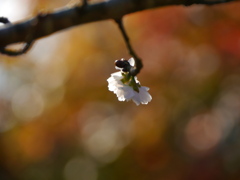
xmin=115 ymin=18 xmax=143 ymax=76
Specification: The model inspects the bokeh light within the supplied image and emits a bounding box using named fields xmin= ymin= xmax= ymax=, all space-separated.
xmin=1 ymin=0 xmax=240 ymax=180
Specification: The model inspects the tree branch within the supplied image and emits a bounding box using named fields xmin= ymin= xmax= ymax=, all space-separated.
xmin=0 ymin=17 xmax=34 ymax=56
xmin=0 ymin=0 xmax=237 ymax=49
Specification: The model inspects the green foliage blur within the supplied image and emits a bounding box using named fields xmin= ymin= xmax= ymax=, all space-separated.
xmin=1 ymin=0 xmax=240 ymax=179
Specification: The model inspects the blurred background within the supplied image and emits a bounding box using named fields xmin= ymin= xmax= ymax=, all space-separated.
xmin=0 ymin=0 xmax=240 ymax=179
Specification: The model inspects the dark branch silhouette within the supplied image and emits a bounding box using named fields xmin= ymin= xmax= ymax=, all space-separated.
xmin=0 ymin=17 xmax=34 ymax=56
xmin=115 ymin=19 xmax=143 ymax=76
xmin=0 ymin=0 xmax=237 ymax=54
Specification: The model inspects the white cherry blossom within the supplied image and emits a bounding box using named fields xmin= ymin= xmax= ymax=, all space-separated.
xmin=107 ymin=58 xmax=152 ymax=105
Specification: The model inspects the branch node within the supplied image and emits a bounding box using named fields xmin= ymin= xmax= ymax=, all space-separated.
xmin=0 ymin=17 xmax=34 ymax=56
xmin=0 ymin=17 xmax=10 ymax=24
xmin=82 ymin=0 xmax=88 ymax=7
xmin=75 ymin=0 xmax=88 ymax=14
xmin=37 ymin=11 xmax=51 ymax=20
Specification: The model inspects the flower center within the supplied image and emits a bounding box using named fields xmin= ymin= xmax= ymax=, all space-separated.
xmin=121 ymin=73 xmax=140 ymax=92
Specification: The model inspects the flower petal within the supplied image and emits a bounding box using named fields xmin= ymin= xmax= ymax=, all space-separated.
xmin=107 ymin=69 xmax=152 ymax=105
xmin=119 ymin=86 xmax=135 ymax=100
xmin=131 ymin=86 xmax=152 ymax=105
xmin=128 ymin=57 xmax=135 ymax=67
xmin=138 ymin=86 xmax=152 ymax=104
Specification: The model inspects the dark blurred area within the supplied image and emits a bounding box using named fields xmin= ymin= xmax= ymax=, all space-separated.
xmin=1 ymin=0 xmax=240 ymax=179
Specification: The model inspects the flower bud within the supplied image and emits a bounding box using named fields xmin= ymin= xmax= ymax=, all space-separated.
xmin=115 ymin=59 xmax=130 ymax=72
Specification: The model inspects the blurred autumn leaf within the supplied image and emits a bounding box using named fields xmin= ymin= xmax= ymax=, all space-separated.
xmin=1 ymin=0 xmax=240 ymax=180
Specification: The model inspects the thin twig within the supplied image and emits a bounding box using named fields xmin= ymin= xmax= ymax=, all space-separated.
xmin=115 ymin=19 xmax=142 ymax=76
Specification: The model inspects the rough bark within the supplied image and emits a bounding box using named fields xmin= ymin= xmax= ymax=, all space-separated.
xmin=0 ymin=0 xmax=237 ymax=48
